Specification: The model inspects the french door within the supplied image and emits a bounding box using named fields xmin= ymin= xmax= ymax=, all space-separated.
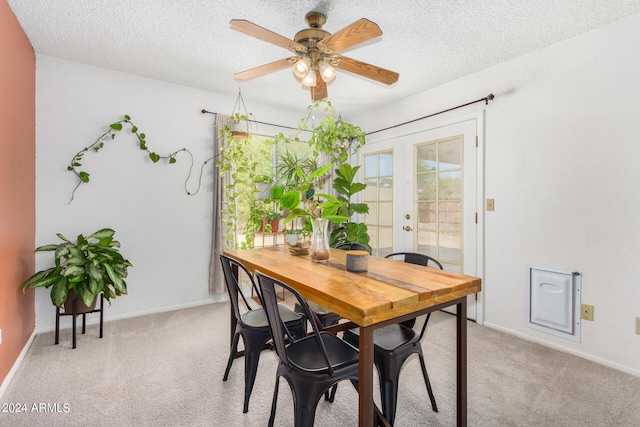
xmin=360 ymin=114 xmax=483 ymax=320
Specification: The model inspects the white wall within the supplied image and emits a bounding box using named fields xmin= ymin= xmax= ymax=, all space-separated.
xmin=353 ymin=13 xmax=640 ymax=376
xmin=34 ymin=55 xmax=304 ymax=332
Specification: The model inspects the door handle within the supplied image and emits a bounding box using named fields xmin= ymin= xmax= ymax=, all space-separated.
xmin=402 ymin=225 xmax=413 ymax=232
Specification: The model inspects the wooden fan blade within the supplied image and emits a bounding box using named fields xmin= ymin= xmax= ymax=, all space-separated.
xmin=336 ymin=56 xmax=399 ymax=85
xmin=230 ymin=19 xmax=307 ymax=52
xmin=311 ymin=71 xmax=328 ymax=101
xmin=234 ymin=58 xmax=293 ymax=81
xmin=319 ymin=18 xmax=383 ymax=53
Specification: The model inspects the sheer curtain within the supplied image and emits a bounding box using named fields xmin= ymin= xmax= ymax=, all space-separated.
xmin=208 ymin=114 xmax=228 ymax=294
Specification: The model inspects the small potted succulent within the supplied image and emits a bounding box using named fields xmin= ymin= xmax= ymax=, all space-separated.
xmin=21 ymin=228 xmax=132 ymax=312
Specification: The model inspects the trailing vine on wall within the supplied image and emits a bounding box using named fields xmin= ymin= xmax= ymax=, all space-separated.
xmin=67 ymin=115 xmax=212 ymax=203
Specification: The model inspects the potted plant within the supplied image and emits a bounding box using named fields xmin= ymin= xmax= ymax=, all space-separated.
xmin=227 ymin=111 xmax=251 ymax=139
xmin=264 ymin=205 xmax=282 ymax=233
xmin=21 ymin=228 xmax=132 ymax=312
xmin=329 ymin=163 xmax=371 ymax=252
xmin=283 ymin=222 xmax=311 ymax=255
xmin=279 ymin=163 xmax=348 ymax=261
xmin=254 ymin=174 xmax=273 ymax=200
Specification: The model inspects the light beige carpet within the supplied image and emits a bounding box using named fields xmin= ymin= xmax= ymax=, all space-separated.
xmin=1 ymin=302 xmax=639 ymax=426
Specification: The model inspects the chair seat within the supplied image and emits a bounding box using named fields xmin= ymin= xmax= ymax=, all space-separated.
xmin=344 ymin=324 xmax=417 ymax=351
xmin=287 ymin=332 xmax=359 ymax=373
xmin=242 ymin=304 xmax=302 ymax=328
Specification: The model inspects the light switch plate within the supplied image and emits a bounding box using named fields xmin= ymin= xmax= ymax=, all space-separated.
xmin=486 ymin=198 xmax=495 ymax=211
xmin=580 ymin=304 xmax=594 ymax=321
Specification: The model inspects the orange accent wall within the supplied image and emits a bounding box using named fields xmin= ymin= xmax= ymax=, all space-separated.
xmin=0 ymin=0 xmax=36 ymax=387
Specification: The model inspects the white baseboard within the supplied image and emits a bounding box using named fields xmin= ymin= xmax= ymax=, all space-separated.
xmin=483 ymin=321 xmax=640 ymax=378
xmin=0 ymin=330 xmax=37 ymax=400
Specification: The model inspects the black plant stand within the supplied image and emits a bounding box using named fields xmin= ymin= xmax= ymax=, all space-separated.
xmin=55 ymin=294 xmax=104 ymax=349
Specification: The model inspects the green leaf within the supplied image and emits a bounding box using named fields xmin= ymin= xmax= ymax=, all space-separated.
xmin=63 ymin=265 xmax=85 ymax=278
xmin=50 ymin=277 xmax=69 ymax=308
xmin=279 ymin=190 xmax=301 ymax=210
xmin=67 ymin=166 xmax=74 ymax=171
xmin=21 ymin=268 xmax=57 ymax=290
xmin=34 ymin=244 xmax=60 ymax=252
xmin=131 ymin=126 xmax=138 ymax=133
xmin=308 ymin=163 xmax=332 ymax=180
xmin=79 ymin=284 xmax=96 ymax=307
xmin=124 ymin=115 xmax=131 ymax=121
xmin=139 ymin=133 xmax=146 ymax=139
xmin=88 ymin=277 xmax=100 ymax=295
xmin=349 ymin=183 xmax=367 ymax=195
xmin=323 ymin=215 xmax=348 ymax=223
xmin=169 ymin=157 xmax=177 ymax=164
xmin=110 ymin=123 xmax=123 ymax=131
xmin=149 ymin=152 xmax=160 ymax=163
xmin=104 ymin=263 xmax=125 ymax=293
xmin=87 ymin=262 xmax=103 ymax=281
xmin=351 ymin=203 xmax=369 ymax=214
xmin=88 ymin=228 xmax=115 ymax=240
xmin=315 ymin=192 xmax=340 ymax=203
xmin=79 ymin=171 xmax=90 ymax=183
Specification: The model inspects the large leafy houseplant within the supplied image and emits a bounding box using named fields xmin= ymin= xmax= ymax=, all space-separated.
xmin=21 ymin=228 xmax=132 ymax=308
xmin=329 ymin=163 xmax=371 ymax=252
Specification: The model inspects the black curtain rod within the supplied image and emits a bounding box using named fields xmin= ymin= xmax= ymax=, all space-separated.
xmin=201 ymin=109 xmax=310 ymax=133
xmin=202 ymin=92 xmax=493 ymax=136
xmin=365 ymin=93 xmax=495 ymax=136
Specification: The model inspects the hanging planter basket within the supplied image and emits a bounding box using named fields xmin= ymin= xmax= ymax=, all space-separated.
xmin=227 ymin=90 xmax=251 ymax=140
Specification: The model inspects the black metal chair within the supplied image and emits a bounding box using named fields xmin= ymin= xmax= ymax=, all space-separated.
xmin=342 ymin=252 xmax=443 ymax=425
xmin=255 ymin=270 xmax=361 ymax=427
xmin=219 ymin=254 xmax=306 ymax=413
xmin=384 ymin=252 xmax=443 ymax=269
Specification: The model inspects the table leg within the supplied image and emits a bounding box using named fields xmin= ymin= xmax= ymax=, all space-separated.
xmin=358 ymin=326 xmax=375 ymax=427
xmin=456 ymin=297 xmax=468 ymax=427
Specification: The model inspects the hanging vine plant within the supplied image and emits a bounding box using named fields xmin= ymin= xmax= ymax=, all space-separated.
xmin=215 ymin=122 xmax=262 ymax=250
xmin=67 ymin=115 xmax=210 ymax=203
xmin=298 ymin=101 xmax=367 ymax=164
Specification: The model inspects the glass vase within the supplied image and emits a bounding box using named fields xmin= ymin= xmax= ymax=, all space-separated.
xmin=309 ymin=218 xmax=330 ymax=262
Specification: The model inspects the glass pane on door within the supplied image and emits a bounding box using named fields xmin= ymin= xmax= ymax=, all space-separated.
xmin=415 ymin=135 xmax=463 ymax=272
xmin=363 ymin=150 xmax=393 ymax=257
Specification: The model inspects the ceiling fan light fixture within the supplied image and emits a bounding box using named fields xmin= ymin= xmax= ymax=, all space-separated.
xmin=302 ymin=68 xmax=317 ymax=87
xmin=318 ymin=61 xmax=336 ymax=83
xmin=293 ymin=57 xmax=310 ymax=78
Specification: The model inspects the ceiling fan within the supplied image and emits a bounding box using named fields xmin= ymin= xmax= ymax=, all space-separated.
xmin=230 ymin=12 xmax=399 ymax=101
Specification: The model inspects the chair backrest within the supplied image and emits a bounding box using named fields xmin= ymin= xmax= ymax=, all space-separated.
xmin=384 ymin=252 xmax=443 ymax=269
xmin=384 ymin=252 xmax=442 ymax=339
xmin=255 ymin=270 xmax=335 ymax=375
xmin=219 ymin=254 xmax=262 ymax=323
xmin=335 ymin=243 xmax=372 ymax=254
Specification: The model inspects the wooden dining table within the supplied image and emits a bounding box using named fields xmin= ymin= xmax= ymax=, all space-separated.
xmin=223 ymin=246 xmax=481 ymax=427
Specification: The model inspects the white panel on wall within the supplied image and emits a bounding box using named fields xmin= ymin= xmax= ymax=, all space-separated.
xmin=525 ymin=265 xmax=581 ymax=342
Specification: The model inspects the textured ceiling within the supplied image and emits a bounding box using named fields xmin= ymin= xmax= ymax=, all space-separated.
xmin=7 ymin=0 xmax=640 ymax=115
